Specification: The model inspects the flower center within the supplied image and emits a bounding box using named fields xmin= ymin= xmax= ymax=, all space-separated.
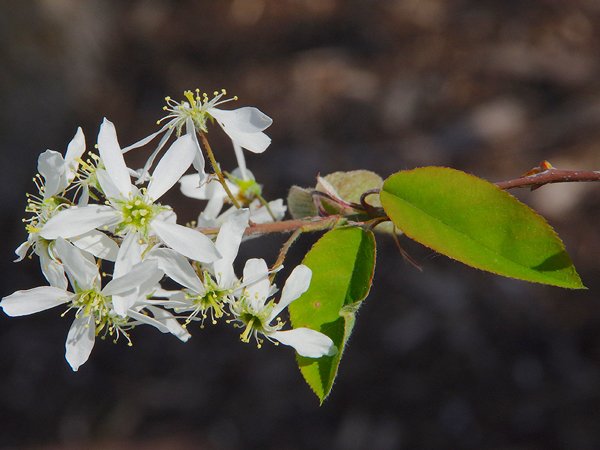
xmin=115 ymin=192 xmax=160 ymax=236
xmin=73 ymin=152 xmax=101 ymax=195
xmin=159 ymin=88 xmax=238 ymax=136
xmin=70 ymin=289 xmax=132 ymax=344
xmin=184 ymin=273 xmax=231 ymax=327
xmin=226 ymin=174 xmax=262 ymax=204
xmin=23 ymin=187 xmax=68 ymax=235
xmin=232 ymin=294 xmax=283 ymax=347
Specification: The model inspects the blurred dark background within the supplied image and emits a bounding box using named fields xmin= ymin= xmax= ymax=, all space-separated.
xmin=2 ymin=1 xmax=600 ymax=449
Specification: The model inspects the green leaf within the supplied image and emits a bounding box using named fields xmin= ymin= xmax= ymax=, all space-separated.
xmin=289 ymin=227 xmax=376 ymax=403
xmin=380 ymin=167 xmax=584 ymax=289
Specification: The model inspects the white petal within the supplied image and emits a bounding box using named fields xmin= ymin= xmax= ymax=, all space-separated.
xmin=71 ymin=230 xmax=119 ymax=262
xmin=14 ymin=241 xmax=30 ymax=262
xmin=78 ymin=185 xmax=90 ymax=206
xmin=64 ymin=127 xmax=86 ymax=179
xmin=150 ymin=219 xmax=221 ymax=263
xmin=270 ymin=328 xmax=336 ymax=358
xmin=152 ymin=287 xmax=183 ymax=299
xmin=224 ymin=129 xmax=271 ymax=154
xmin=209 ymin=107 xmax=272 ymax=133
xmin=105 ymin=260 xmax=162 ymax=317
xmin=133 ymin=126 xmax=174 ymax=184
xmin=241 ymin=258 xmax=271 ymax=308
xmin=113 ymin=231 xmax=142 ymax=278
xmin=213 ymin=209 xmax=249 ymax=288
xmin=54 ymin=237 xmax=99 ymax=290
xmin=147 ymin=306 xmax=191 ymax=342
xmin=149 ymin=248 xmax=203 ymax=292
xmin=38 ymin=248 xmax=68 ymax=289
xmin=147 ymin=133 xmax=197 ymax=201
xmin=111 ymin=292 xmax=136 ymax=317
xmin=1 ymin=286 xmax=71 ymax=316
xmin=179 ymin=173 xmax=210 ymax=200
xmin=96 ymin=169 xmax=123 ymax=202
xmin=232 ymin=142 xmax=249 ymax=180
xmin=38 ymin=150 xmax=67 ymax=198
xmin=121 ymin=123 xmax=169 ymax=153
xmin=103 ymin=260 xmax=162 ymax=296
xmin=128 ymin=308 xmax=189 ymax=342
xmin=98 ymin=118 xmax=132 ymax=198
xmin=249 ymin=198 xmax=286 ymax=224
xmin=65 ymin=314 xmax=96 ymax=371
xmin=128 ymin=309 xmax=169 ymax=332
xmin=202 ymin=193 xmax=227 ymax=221
xmin=186 ymin=119 xmax=207 ymax=183
xmin=40 ymin=205 xmax=119 ymax=239
xmin=156 ymin=208 xmax=177 ymax=224
xmin=269 ymin=265 xmax=311 ymax=322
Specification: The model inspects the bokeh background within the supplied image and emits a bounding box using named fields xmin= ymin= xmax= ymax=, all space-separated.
xmin=2 ymin=1 xmax=600 ymax=449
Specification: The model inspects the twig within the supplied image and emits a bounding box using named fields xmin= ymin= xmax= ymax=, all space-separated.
xmin=198 ymin=216 xmax=345 ymax=237
xmin=495 ymin=168 xmax=600 ymax=190
xmin=270 ymin=228 xmax=303 ymax=282
xmin=197 ymin=164 xmax=600 ymax=239
xmin=199 ymin=131 xmax=241 ymax=208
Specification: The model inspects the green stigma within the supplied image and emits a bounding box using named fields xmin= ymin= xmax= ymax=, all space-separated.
xmin=184 ymin=272 xmax=231 ymax=327
xmin=115 ymin=192 xmax=161 ymax=236
xmin=71 ymin=289 xmax=131 ymax=344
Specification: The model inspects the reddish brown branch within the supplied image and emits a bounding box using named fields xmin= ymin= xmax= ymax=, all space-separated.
xmin=197 ymin=165 xmax=600 ymax=238
xmin=198 ymin=216 xmax=344 ymax=237
xmin=495 ymin=169 xmax=600 ymax=190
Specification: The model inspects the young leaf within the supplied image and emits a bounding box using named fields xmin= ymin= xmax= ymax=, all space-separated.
xmin=320 ymin=170 xmax=383 ymax=206
xmin=287 ymin=185 xmax=318 ymax=219
xmin=289 ymin=227 xmax=376 ymax=404
xmin=380 ymin=167 xmax=584 ymax=289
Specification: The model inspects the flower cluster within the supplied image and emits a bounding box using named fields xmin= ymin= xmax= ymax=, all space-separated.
xmin=2 ymin=90 xmax=335 ymax=371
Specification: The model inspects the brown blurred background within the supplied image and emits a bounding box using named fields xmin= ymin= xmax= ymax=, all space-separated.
xmin=2 ymin=1 xmax=600 ymax=449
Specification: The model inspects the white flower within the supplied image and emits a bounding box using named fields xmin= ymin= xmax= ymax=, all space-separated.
xmin=123 ymin=89 xmax=272 ymax=182
xmin=179 ymin=170 xmax=286 ymax=228
xmin=179 ymin=174 xmax=237 ymax=222
xmin=163 ymin=89 xmax=272 ymax=154
xmin=230 ymin=259 xmax=336 ymax=358
xmin=17 ymin=132 xmax=117 ymax=289
xmin=37 ymin=127 xmax=86 ymax=199
xmin=0 ymin=238 xmax=170 ymax=371
xmin=150 ymin=209 xmax=250 ymax=326
xmin=39 ymin=118 xmax=221 ymax=264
